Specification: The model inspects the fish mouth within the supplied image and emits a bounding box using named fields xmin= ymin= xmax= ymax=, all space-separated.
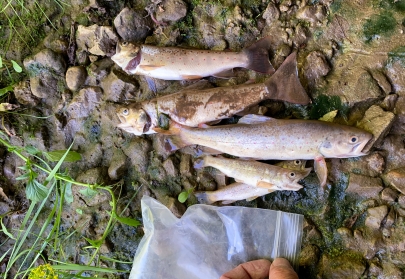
xmin=349 ymin=139 xmax=372 ymax=156
xmin=117 ymin=123 xmax=144 ymax=136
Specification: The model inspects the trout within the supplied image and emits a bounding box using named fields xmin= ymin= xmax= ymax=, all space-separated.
xmin=111 ymin=38 xmax=275 ymax=80
xmin=117 ymin=52 xmax=310 ymax=135
xmin=194 ymin=156 xmax=311 ymax=190
xmin=158 ymin=114 xmax=373 ymax=187
xmin=195 ymin=160 xmax=308 ymax=205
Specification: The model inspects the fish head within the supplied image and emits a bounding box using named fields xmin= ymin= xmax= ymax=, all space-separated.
xmin=319 ymin=126 xmax=373 ymax=158
xmin=280 ymin=167 xmax=312 ymax=190
xmin=276 ymin=159 xmax=307 ymax=171
xmin=116 ymin=106 xmax=151 ymax=135
xmin=111 ymin=41 xmax=141 ymax=69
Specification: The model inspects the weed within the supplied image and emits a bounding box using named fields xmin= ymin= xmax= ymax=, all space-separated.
xmin=178 ymin=188 xmax=194 ymax=203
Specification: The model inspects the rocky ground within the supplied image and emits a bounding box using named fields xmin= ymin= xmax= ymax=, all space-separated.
xmin=0 ymin=0 xmax=405 ymax=278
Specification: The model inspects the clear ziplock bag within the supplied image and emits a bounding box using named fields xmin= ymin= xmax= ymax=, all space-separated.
xmin=130 ymin=196 xmax=303 ymax=279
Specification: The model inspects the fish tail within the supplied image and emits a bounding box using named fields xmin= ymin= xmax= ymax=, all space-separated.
xmin=264 ymin=51 xmax=311 ymax=105
xmin=243 ymin=37 xmax=275 ymax=74
xmin=194 ymin=191 xmax=214 ymax=204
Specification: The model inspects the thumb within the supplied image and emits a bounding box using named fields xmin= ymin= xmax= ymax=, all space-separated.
xmin=269 ymin=258 xmax=298 ymax=279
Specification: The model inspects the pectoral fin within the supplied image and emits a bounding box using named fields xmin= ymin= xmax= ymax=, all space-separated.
xmin=180 ymin=74 xmax=203 ymax=80
xmin=257 ymin=181 xmax=275 ymax=189
xmin=314 ymin=156 xmax=327 ymax=187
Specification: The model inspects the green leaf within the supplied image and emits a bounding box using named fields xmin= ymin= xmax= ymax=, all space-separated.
xmin=64 ymin=182 xmax=73 ymax=204
xmin=76 ymin=208 xmax=83 ymax=215
xmin=25 ymin=179 xmax=49 ymax=202
xmin=11 ymin=60 xmax=22 ymax=73
xmin=44 ymin=150 xmax=82 ymax=162
xmin=178 ymin=191 xmax=189 ymax=203
xmin=0 ymin=85 xmax=13 ymax=96
xmin=115 ymin=215 xmax=141 ymax=227
xmin=25 ymin=145 xmax=40 ymax=155
xmin=0 ymin=56 xmax=2 ymax=68
xmin=16 ymin=172 xmax=31 ymax=180
xmin=0 ymin=217 xmax=16 ymax=240
xmin=84 ymin=237 xmax=103 ymax=248
xmin=79 ymin=188 xmax=98 ymax=198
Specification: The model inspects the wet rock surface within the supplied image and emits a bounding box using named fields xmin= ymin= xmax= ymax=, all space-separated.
xmin=1 ymin=0 xmax=405 ymax=278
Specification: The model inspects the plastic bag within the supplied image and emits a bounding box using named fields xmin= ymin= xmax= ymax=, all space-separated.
xmin=130 ymin=196 xmax=303 ymax=279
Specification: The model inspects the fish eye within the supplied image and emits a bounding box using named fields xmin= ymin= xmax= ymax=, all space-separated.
xmin=350 ymin=136 xmax=358 ymax=143
xmin=122 ymin=41 xmax=128 ymax=46
xmin=121 ymin=108 xmax=129 ymax=116
xmin=294 ymin=160 xmax=301 ymax=165
xmin=289 ymin=172 xmax=295 ymax=177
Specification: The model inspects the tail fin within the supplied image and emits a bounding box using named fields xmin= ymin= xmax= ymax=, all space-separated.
xmin=264 ymin=51 xmax=311 ymax=105
xmin=194 ymin=192 xmax=214 ymax=205
xmin=243 ymin=37 xmax=275 ymax=74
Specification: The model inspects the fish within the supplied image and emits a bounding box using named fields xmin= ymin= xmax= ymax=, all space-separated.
xmin=116 ymin=51 xmax=310 ymax=135
xmin=194 ymin=155 xmax=311 ymax=190
xmin=111 ymin=38 xmax=275 ymax=80
xmin=194 ymin=160 xmax=308 ymax=205
xmin=157 ymin=114 xmax=373 ymax=187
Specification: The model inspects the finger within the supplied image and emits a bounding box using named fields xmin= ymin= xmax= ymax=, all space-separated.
xmin=220 ymin=259 xmax=271 ymax=279
xmin=269 ymin=258 xmax=298 ymax=279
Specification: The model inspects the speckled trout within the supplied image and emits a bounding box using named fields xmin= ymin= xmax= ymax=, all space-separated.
xmin=158 ymin=114 xmax=373 ymax=187
xmin=117 ymin=52 xmax=310 ymax=135
xmin=195 ymin=160 xmax=308 ymax=204
xmin=111 ymin=38 xmax=275 ymax=80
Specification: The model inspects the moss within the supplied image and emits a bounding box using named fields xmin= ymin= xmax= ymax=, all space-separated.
xmin=363 ymin=11 xmax=397 ymax=42
xmin=388 ymin=46 xmax=405 ymax=66
xmin=308 ymin=94 xmax=349 ymax=120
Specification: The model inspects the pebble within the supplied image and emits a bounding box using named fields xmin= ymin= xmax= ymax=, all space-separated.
xmin=76 ymin=25 xmax=118 ymax=57
xmin=346 ymin=173 xmax=383 ymax=199
xmin=66 ymin=66 xmax=87 ymax=91
xmin=381 ymin=188 xmax=398 ymax=202
xmin=262 ymin=2 xmax=280 ymax=24
xmin=108 ymin=148 xmax=127 ymax=180
xmin=304 ymin=51 xmax=331 ymax=84
xmin=23 ymin=48 xmax=66 ymax=76
xmin=114 ymin=7 xmax=152 ymax=42
xmin=155 ymin=0 xmax=187 ymax=23
xmin=365 ymin=205 xmax=388 ymax=230
xmin=66 ymin=86 xmax=102 ymax=119
xmin=13 ymin=80 xmax=39 ymax=107
xmin=100 ymin=70 xmax=138 ymax=102
xmin=382 ymin=168 xmax=405 ymax=195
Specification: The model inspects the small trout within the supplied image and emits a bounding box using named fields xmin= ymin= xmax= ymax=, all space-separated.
xmin=194 ymin=156 xmax=311 ymax=190
xmin=195 ymin=160 xmax=308 ymax=205
xmin=117 ymin=52 xmax=310 ymax=135
xmin=111 ymin=38 xmax=275 ymax=80
xmin=159 ymin=114 xmax=373 ymax=187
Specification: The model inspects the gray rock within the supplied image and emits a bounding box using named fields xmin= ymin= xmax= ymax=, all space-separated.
xmin=76 ymin=167 xmax=103 ymax=186
xmin=399 ymin=195 xmax=405 ymax=208
xmin=180 ymin=154 xmax=194 ymax=177
xmin=368 ymin=262 xmax=383 ymax=278
xmin=24 ymin=48 xmax=66 ymax=76
xmin=66 ymin=86 xmax=102 ymax=119
xmin=262 ymin=2 xmax=280 ymax=25
xmin=304 ymin=51 xmax=331 ymax=84
xmin=381 ymin=188 xmax=398 ymax=202
xmin=29 ymin=75 xmax=59 ymax=99
xmin=381 ymin=135 xmax=405 ymax=171
xmin=108 ymin=148 xmax=127 ymax=180
xmin=320 ymin=254 xmax=366 ymax=279
xmin=346 ymin=173 xmax=383 ymax=198
xmin=66 ymin=66 xmax=87 ymax=91
xmin=296 ymin=4 xmax=327 ymax=26
xmin=160 ymin=196 xmax=186 ymax=218
xmin=299 ymin=244 xmax=320 ymax=266
xmin=13 ymin=80 xmax=39 ymax=106
xmin=100 ymin=70 xmax=138 ymax=102
xmin=386 ymin=60 xmax=405 ymax=96
xmin=370 ymin=70 xmax=393 ymax=94
xmin=162 ymin=158 xmax=178 ymax=177
xmin=365 ymin=205 xmax=388 ymax=229
xmin=382 ymin=168 xmax=405 ymax=194
xmin=293 ymin=24 xmax=310 ymax=47
xmin=43 ymin=32 xmax=69 ymax=54
xmin=121 ymin=137 xmax=151 ymax=174
xmin=380 ymin=94 xmax=398 ymax=111
xmin=155 ymin=0 xmax=187 ymax=23
xmin=341 ymin=152 xmax=385 ymax=177
xmin=357 ymin=105 xmax=395 ymax=152
xmin=81 ymin=143 xmax=103 ymax=169
xmin=76 ymin=25 xmax=118 ymax=57
xmin=86 ymin=58 xmax=114 ymax=86
xmin=114 ymin=8 xmax=152 ymax=42
xmin=390 ymin=96 xmax=405 ymax=136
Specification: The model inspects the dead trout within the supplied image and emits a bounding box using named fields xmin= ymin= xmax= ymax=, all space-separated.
xmin=195 ymin=160 xmax=308 ymax=205
xmin=117 ymin=52 xmax=310 ymax=135
xmin=158 ymin=114 xmax=373 ymax=187
xmin=111 ymin=38 xmax=275 ymax=80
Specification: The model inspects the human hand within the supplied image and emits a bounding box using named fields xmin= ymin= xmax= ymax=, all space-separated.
xmin=219 ymin=258 xmax=298 ymax=279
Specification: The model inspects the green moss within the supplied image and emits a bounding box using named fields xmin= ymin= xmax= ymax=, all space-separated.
xmin=388 ymin=46 xmax=405 ymax=66
xmin=308 ymin=94 xmax=348 ymax=120
xmin=363 ymin=11 xmax=397 ymax=42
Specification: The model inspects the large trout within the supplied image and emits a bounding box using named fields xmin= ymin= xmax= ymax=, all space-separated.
xmin=111 ymin=38 xmax=275 ymax=80
xmin=157 ymin=114 xmax=373 ymax=187
xmin=117 ymin=52 xmax=310 ymax=135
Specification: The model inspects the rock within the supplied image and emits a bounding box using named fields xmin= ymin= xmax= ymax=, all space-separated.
xmin=162 ymin=158 xmax=178 ymax=177
xmin=81 ymin=143 xmax=103 ymax=168
xmin=293 ymin=24 xmax=310 ymax=47
xmin=76 ymin=25 xmax=118 ymax=57
xmin=66 ymin=86 xmax=102 ymax=119
xmin=391 ymin=96 xmax=405 ymax=135
xmin=381 ymin=188 xmax=398 ymax=202
xmin=29 ymin=75 xmax=59 ymax=99
xmin=180 ymin=154 xmax=194 ymax=177
xmin=357 ymin=105 xmax=395 ymax=152
xmin=108 ymin=148 xmax=127 ymax=180
xmin=299 ymin=245 xmax=320 ymax=266
xmin=340 ymin=152 xmax=385 ymax=177
xmin=160 ymin=196 xmax=186 ymax=218
xmin=66 ymin=66 xmax=87 ymax=91
xmin=121 ymin=137 xmax=151 ymax=174
xmin=386 ymin=60 xmax=405 ymax=96
xmin=152 ymin=134 xmax=175 ymax=159
xmin=382 ymin=168 xmax=405 ymax=194
xmin=76 ymin=167 xmax=103 ymax=186
xmin=86 ymin=58 xmax=114 ymax=86
xmin=296 ymin=4 xmax=327 ymax=26
xmin=13 ymin=80 xmax=39 ymax=106
xmin=113 ymin=7 xmax=152 ymax=42
xmin=381 ymin=94 xmax=398 ymax=111
xmin=304 ymin=51 xmax=331 ymax=84
xmin=381 ymin=135 xmax=405 ymax=171
xmin=262 ymin=2 xmax=280 ymax=25
xmin=368 ymin=262 xmax=383 ymax=278
xmin=346 ymin=173 xmax=383 ymax=198
xmin=155 ymin=0 xmax=187 ymax=23
xmin=320 ymin=254 xmax=366 ymax=279
xmin=384 ymin=208 xmax=396 ymax=229
xmin=365 ymin=205 xmax=388 ymax=229
xmin=370 ymin=70 xmax=393 ymax=94
xmin=24 ymin=48 xmax=66 ymax=76
xmin=381 ymin=262 xmax=404 ymax=279
xmin=399 ymin=195 xmax=405 ymax=208
xmin=100 ymin=70 xmax=139 ymax=102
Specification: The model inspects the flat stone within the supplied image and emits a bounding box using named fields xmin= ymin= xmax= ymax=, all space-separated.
xmin=299 ymin=245 xmax=320 ymax=266
xmin=66 ymin=86 xmax=102 ymax=119
xmin=370 ymin=70 xmax=393 ymax=94
xmin=386 ymin=60 xmax=405 ymax=96
xmin=357 ymin=105 xmax=395 ymax=152
xmin=76 ymin=25 xmax=118 ymax=57
xmin=381 ymin=188 xmax=398 ymax=202
xmin=304 ymin=51 xmax=331 ymax=84
xmin=382 ymin=168 xmax=405 ymax=195
xmin=296 ymin=4 xmax=327 ymax=26
xmin=262 ymin=2 xmax=280 ymax=25
xmin=155 ymin=0 xmax=187 ymax=23
xmin=340 ymin=152 xmax=385 ymax=177
xmin=23 ymin=48 xmax=66 ymax=76
xmin=365 ymin=205 xmax=388 ymax=229
xmin=346 ymin=173 xmax=383 ymax=198
xmin=66 ymin=66 xmax=87 ymax=91
xmin=113 ymin=7 xmax=152 ymax=42
xmin=160 ymin=196 xmax=186 ymax=218
xmin=162 ymin=158 xmax=178 ymax=177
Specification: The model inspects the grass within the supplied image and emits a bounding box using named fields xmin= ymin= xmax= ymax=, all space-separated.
xmin=0 ymin=130 xmax=141 ymax=278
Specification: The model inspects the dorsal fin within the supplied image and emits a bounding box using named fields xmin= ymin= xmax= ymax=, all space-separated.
xmin=238 ymin=114 xmax=276 ymax=125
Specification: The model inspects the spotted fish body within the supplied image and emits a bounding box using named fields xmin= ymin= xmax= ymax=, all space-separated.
xmin=117 ymin=52 xmax=310 ymax=135
xmin=195 ymin=160 xmax=308 ymax=205
xmin=111 ymin=38 xmax=275 ymax=80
